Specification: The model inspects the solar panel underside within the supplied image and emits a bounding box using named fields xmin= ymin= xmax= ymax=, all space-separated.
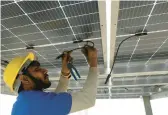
xmin=116 ymin=1 xmax=168 ymax=67
xmin=1 ymin=1 xmax=168 ymax=98
xmin=1 ymin=1 xmax=103 ymax=71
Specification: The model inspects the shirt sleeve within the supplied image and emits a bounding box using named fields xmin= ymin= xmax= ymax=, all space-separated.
xmin=54 ymin=75 xmax=69 ymax=93
xmin=29 ymin=92 xmax=72 ymax=115
xmin=70 ymin=67 xmax=98 ymax=113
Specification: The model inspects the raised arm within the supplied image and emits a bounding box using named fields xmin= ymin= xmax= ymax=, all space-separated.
xmin=54 ymin=75 xmax=69 ymax=93
xmin=70 ymin=46 xmax=98 ymax=113
xmin=54 ymin=52 xmax=72 ymax=93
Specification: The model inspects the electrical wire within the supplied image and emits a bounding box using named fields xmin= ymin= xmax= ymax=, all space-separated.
xmin=104 ymin=32 xmax=147 ymax=84
xmin=56 ymin=40 xmax=94 ymax=60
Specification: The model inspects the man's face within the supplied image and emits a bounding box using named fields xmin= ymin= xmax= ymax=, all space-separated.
xmin=27 ymin=61 xmax=51 ymax=89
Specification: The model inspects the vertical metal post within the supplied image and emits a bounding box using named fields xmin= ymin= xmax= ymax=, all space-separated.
xmin=108 ymin=76 xmax=112 ymax=99
xmin=142 ymin=96 xmax=153 ymax=115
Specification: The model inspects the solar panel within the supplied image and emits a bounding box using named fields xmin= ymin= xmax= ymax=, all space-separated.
xmin=1 ymin=1 xmax=102 ymax=69
xmin=1 ymin=0 xmax=168 ymax=98
xmin=115 ymin=1 xmax=168 ymax=67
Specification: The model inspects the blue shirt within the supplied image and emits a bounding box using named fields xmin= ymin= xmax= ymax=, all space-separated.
xmin=12 ymin=91 xmax=72 ymax=115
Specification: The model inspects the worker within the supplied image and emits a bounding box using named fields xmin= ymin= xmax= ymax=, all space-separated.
xmin=3 ymin=46 xmax=99 ymax=115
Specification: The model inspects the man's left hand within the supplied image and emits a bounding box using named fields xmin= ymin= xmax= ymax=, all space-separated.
xmin=61 ymin=51 xmax=72 ymax=77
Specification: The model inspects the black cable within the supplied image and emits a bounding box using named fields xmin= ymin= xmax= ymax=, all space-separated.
xmin=56 ymin=40 xmax=94 ymax=60
xmin=104 ymin=32 xmax=147 ymax=84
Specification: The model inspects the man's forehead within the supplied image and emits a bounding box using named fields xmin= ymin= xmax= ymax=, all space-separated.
xmin=29 ymin=61 xmax=40 ymax=67
xmin=21 ymin=61 xmax=40 ymax=73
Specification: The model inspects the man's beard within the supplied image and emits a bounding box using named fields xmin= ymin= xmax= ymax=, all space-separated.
xmin=30 ymin=76 xmax=51 ymax=91
xmin=35 ymin=79 xmax=51 ymax=90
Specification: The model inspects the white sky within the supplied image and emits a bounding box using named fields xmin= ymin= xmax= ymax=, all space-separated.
xmin=151 ymin=97 xmax=168 ymax=115
xmin=71 ymin=98 xmax=146 ymax=115
xmin=1 ymin=94 xmax=167 ymax=115
xmin=0 ymin=94 xmax=17 ymax=115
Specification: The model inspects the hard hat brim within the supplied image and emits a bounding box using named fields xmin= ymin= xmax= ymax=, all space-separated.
xmin=4 ymin=52 xmax=35 ymax=92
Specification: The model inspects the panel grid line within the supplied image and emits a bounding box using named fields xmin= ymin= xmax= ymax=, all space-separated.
xmin=2 ymin=0 xmax=165 ymax=12
xmin=116 ymin=36 xmax=167 ymax=44
xmin=118 ymin=15 xmax=148 ymax=21
xmin=43 ymin=22 xmax=100 ymax=33
xmin=14 ymin=1 xmax=61 ymax=54
xmin=0 ymin=1 xmax=88 ymax=8
xmin=118 ymin=12 xmax=168 ymax=21
xmin=116 ymin=54 xmax=168 ymax=62
xmin=119 ymin=1 xmax=167 ymax=10
xmin=126 ymin=0 xmax=158 ymax=66
xmin=1 ymin=31 xmax=101 ymax=48
xmin=3 ymin=9 xmax=168 ymax=25
xmin=58 ymin=0 xmax=89 ymax=66
xmin=37 ymin=12 xmax=98 ymax=25
xmin=1 ymin=1 xmax=90 ymax=20
xmin=116 ymin=51 xmax=168 ymax=57
xmin=1 ymin=14 xmax=27 ymax=20
xmin=2 ymin=21 xmax=167 ymax=40
xmin=2 ymin=10 xmax=167 ymax=31
xmin=1 ymin=37 xmax=101 ymax=52
xmin=115 ymin=59 xmax=167 ymax=65
xmin=115 ymin=44 xmax=167 ymax=51
xmin=1 ymin=31 xmax=42 ymax=39
xmin=145 ymin=37 xmax=168 ymax=65
xmin=116 ymin=58 xmax=168 ymax=64
xmin=2 ymin=11 xmax=167 ymax=32
xmin=2 ymin=30 xmax=101 ymax=46
xmin=127 ymin=38 xmax=140 ymax=66
xmin=1 ymin=12 xmax=99 ymax=35
xmin=142 ymin=1 xmax=157 ymax=32
xmin=116 ymin=29 xmax=168 ymax=38
xmin=118 ymin=21 xmax=168 ymax=30
xmin=1 ymin=24 xmax=56 ymax=68
xmin=119 ymin=3 xmax=154 ymax=10
xmin=37 ymin=58 xmax=168 ymax=66
xmin=2 ymin=35 xmax=167 ymax=56
xmin=1 ymin=2 xmax=15 ymax=7
xmin=2 ymin=21 xmax=100 ymax=34
xmin=2 ymin=45 xmax=20 ymax=56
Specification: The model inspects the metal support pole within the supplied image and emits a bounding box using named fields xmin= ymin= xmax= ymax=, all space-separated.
xmin=142 ymin=96 xmax=153 ymax=115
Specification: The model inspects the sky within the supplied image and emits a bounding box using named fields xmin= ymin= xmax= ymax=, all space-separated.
xmin=1 ymin=94 xmax=167 ymax=115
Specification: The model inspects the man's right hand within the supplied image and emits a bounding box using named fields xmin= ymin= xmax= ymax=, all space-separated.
xmin=81 ymin=46 xmax=98 ymax=67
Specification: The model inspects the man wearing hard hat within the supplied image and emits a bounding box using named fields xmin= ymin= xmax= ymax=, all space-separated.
xmin=3 ymin=46 xmax=98 ymax=115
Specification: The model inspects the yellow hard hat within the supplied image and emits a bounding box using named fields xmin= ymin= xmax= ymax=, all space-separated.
xmin=3 ymin=52 xmax=35 ymax=92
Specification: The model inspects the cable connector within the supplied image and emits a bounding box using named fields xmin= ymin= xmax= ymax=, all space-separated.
xmin=73 ymin=40 xmax=83 ymax=43
xmin=26 ymin=44 xmax=35 ymax=49
xmin=135 ymin=32 xmax=148 ymax=36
